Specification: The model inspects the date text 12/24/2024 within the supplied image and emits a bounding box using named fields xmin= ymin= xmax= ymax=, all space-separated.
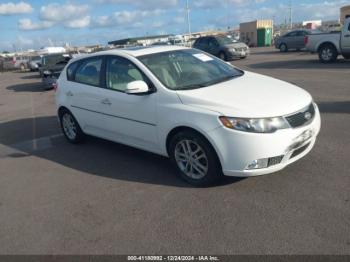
xmin=127 ymin=256 xmax=220 ymax=261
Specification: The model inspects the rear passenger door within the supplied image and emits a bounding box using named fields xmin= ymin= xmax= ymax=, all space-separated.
xmin=284 ymin=31 xmax=298 ymax=49
xmin=66 ymin=56 xmax=107 ymax=134
xmin=296 ymin=30 xmax=308 ymax=49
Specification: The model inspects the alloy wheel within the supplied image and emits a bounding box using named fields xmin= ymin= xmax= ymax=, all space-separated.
xmin=62 ymin=113 xmax=77 ymax=140
xmin=321 ymin=48 xmax=333 ymax=61
xmin=174 ymin=139 xmax=208 ymax=179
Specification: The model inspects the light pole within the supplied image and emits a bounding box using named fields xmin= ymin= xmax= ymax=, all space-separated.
xmin=186 ymin=0 xmax=191 ymax=46
xmin=289 ymin=0 xmax=293 ymax=29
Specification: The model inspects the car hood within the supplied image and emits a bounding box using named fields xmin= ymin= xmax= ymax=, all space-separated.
xmin=176 ymin=71 xmax=312 ymax=118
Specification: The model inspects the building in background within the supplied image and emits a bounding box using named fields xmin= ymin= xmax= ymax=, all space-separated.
xmin=302 ymin=20 xmax=322 ymax=29
xmin=240 ymin=20 xmax=273 ymax=47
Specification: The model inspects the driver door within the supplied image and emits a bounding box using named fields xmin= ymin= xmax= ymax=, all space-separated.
xmin=341 ymin=22 xmax=350 ymax=53
xmin=98 ymin=55 xmax=158 ymax=151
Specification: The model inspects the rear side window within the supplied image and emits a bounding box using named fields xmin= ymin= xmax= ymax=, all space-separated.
xmin=297 ymin=31 xmax=308 ymax=36
xmin=285 ymin=31 xmax=297 ymax=37
xmin=66 ymin=62 xmax=78 ymax=81
xmin=75 ymin=57 xmax=102 ymax=87
xmin=200 ymin=37 xmax=209 ymax=45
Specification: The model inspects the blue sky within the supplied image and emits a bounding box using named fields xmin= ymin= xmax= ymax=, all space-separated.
xmin=0 ymin=0 xmax=348 ymax=51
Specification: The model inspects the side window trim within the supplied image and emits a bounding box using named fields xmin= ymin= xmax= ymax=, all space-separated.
xmin=103 ymin=55 xmax=156 ymax=94
xmin=73 ymin=56 xmax=103 ymax=87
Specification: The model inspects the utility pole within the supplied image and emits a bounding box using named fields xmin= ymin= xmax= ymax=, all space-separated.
xmin=226 ymin=0 xmax=229 ymax=31
xmin=186 ymin=0 xmax=191 ymax=46
xmin=289 ymin=0 xmax=293 ymax=29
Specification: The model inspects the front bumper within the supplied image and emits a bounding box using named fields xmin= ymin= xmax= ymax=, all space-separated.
xmin=227 ymin=49 xmax=250 ymax=59
xmin=207 ymin=105 xmax=321 ymax=177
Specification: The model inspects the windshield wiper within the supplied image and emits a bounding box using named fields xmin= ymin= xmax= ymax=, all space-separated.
xmin=176 ymin=83 xmax=208 ymax=90
xmin=205 ymin=74 xmax=242 ymax=86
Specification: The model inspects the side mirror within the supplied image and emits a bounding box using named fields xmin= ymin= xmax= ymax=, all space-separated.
xmin=126 ymin=80 xmax=149 ymax=95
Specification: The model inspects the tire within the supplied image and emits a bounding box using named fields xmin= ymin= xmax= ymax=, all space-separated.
xmin=318 ymin=44 xmax=338 ymax=63
xmin=343 ymin=54 xmax=350 ymax=60
xmin=169 ymin=130 xmax=222 ymax=186
xmin=59 ymin=109 xmax=85 ymax=144
xmin=218 ymin=52 xmax=227 ymax=61
xmin=279 ymin=43 xmax=288 ymax=52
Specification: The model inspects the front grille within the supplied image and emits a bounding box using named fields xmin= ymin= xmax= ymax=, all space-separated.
xmin=285 ymin=103 xmax=315 ymax=128
xmin=268 ymin=155 xmax=284 ymax=167
xmin=290 ymin=143 xmax=310 ymax=159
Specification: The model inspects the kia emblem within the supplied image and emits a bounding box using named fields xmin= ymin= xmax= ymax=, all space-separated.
xmin=304 ymin=112 xmax=312 ymax=120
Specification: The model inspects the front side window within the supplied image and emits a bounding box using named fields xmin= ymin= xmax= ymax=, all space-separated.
xmin=75 ymin=57 xmax=102 ymax=86
xmin=138 ymin=49 xmax=244 ymax=90
xmin=106 ymin=56 xmax=146 ymax=92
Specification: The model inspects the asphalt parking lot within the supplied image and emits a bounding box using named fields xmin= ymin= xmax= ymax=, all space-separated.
xmin=0 ymin=47 xmax=349 ymax=255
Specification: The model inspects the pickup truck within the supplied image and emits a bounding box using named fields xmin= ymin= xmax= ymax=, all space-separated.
xmin=305 ymin=16 xmax=350 ymax=63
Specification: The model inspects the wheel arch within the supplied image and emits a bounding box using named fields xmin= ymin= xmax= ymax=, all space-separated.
xmin=165 ymin=126 xmax=222 ymax=167
xmin=317 ymin=41 xmax=337 ymax=53
xmin=279 ymin=42 xmax=287 ymax=49
xmin=57 ymin=106 xmax=71 ymax=118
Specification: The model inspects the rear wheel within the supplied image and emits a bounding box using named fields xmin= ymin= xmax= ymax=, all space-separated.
xmin=343 ymin=54 xmax=350 ymax=60
xmin=59 ymin=109 xmax=84 ymax=144
xmin=318 ymin=44 xmax=338 ymax=63
xmin=219 ymin=52 xmax=227 ymax=61
xmin=279 ymin=43 xmax=288 ymax=52
xmin=169 ymin=131 xmax=222 ymax=186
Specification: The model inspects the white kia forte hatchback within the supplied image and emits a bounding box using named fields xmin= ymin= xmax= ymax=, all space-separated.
xmin=55 ymin=46 xmax=321 ymax=186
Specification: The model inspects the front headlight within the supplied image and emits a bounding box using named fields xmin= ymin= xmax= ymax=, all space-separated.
xmin=231 ymin=48 xmax=236 ymax=52
xmin=43 ymin=70 xmax=52 ymax=75
xmin=219 ymin=116 xmax=290 ymax=133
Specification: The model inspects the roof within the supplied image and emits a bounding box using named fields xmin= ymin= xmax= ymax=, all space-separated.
xmin=93 ymin=45 xmax=189 ymax=58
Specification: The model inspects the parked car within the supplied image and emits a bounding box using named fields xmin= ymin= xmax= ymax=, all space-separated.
xmin=0 ymin=56 xmax=16 ymax=71
xmin=27 ymin=56 xmax=41 ymax=71
xmin=55 ymin=46 xmax=320 ymax=186
xmin=39 ymin=53 xmax=70 ymax=77
xmin=42 ymin=55 xmax=72 ymax=89
xmin=193 ymin=35 xmax=249 ymax=60
xmin=305 ymin=16 xmax=350 ymax=63
xmin=12 ymin=56 xmax=29 ymax=71
xmin=275 ymin=29 xmax=320 ymax=52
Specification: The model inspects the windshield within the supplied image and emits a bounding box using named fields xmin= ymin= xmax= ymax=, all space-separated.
xmin=216 ymin=36 xmax=234 ymax=45
xmin=138 ymin=49 xmax=244 ymax=90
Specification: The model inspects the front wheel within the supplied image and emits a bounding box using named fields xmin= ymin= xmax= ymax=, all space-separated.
xmin=59 ymin=110 xmax=85 ymax=144
xmin=169 ymin=131 xmax=222 ymax=186
xmin=318 ymin=44 xmax=338 ymax=63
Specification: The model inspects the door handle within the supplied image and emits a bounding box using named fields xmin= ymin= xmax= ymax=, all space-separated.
xmin=66 ymin=91 xmax=74 ymax=97
xmin=344 ymin=34 xmax=350 ymax=38
xmin=101 ymin=98 xmax=111 ymax=105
